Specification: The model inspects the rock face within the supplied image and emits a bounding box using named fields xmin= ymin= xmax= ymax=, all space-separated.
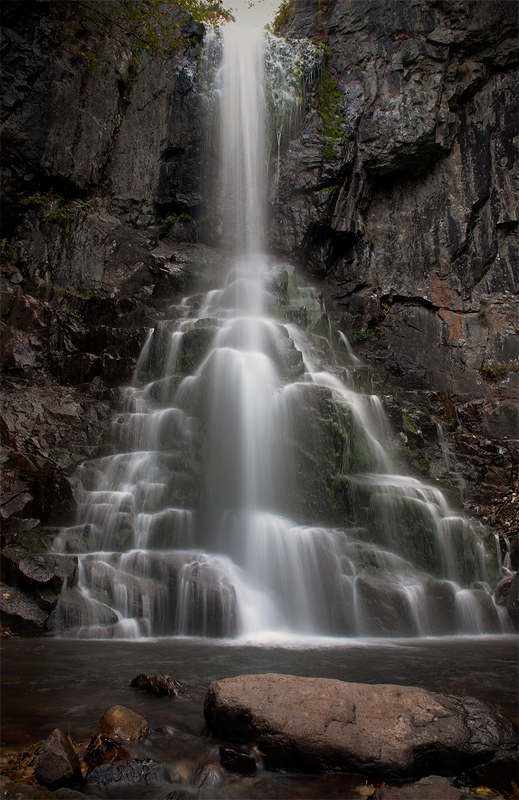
xmin=0 ymin=1 xmax=212 ymax=634
xmin=273 ymin=0 xmax=518 ymax=541
xmin=204 ymin=674 xmax=518 ymax=779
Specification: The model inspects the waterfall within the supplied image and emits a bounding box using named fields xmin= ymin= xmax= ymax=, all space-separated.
xmin=53 ymin=22 xmax=509 ymax=640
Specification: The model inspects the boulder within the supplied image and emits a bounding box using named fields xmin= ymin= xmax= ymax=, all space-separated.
xmin=99 ymin=705 xmax=150 ymax=744
xmin=0 ymin=583 xmax=47 ymax=635
xmin=85 ymin=759 xmax=165 ymax=793
xmin=204 ymin=674 xmax=518 ymax=778
xmin=130 ymin=672 xmax=192 ymax=698
xmin=33 ymin=728 xmax=82 ymax=790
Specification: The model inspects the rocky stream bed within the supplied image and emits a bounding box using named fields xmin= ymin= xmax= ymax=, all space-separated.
xmin=1 ymin=636 xmax=518 ymax=800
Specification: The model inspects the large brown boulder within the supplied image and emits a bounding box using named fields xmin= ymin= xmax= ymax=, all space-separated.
xmin=204 ymin=674 xmax=517 ymax=779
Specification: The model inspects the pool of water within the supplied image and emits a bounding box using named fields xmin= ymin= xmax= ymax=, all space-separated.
xmin=1 ymin=635 xmax=517 ymax=798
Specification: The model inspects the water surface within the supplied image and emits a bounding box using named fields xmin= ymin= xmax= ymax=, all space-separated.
xmin=2 ymin=634 xmax=517 ymax=751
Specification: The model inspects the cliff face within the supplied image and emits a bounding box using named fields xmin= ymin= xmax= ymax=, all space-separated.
xmin=0 ymin=1 xmax=219 ymax=632
xmin=274 ymin=0 xmax=517 ymax=390
xmin=0 ymin=1 xmax=517 ymax=633
xmin=271 ymin=0 xmax=518 ymax=516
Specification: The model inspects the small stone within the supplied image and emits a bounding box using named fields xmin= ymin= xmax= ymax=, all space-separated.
xmin=219 ymin=744 xmax=258 ymax=774
xmin=130 ymin=672 xmax=191 ymax=698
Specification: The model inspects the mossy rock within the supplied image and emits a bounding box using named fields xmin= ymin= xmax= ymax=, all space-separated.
xmin=280 ymin=306 xmax=308 ymax=328
xmin=424 ymin=579 xmax=456 ymax=635
xmin=276 ymin=383 xmax=352 ymax=521
xmin=94 ymin=443 xmax=119 ymax=459
xmin=110 ymin=519 xmax=135 ymax=550
xmin=177 ymin=326 xmax=217 ymax=374
xmin=14 ymin=526 xmax=58 ymax=554
xmin=364 ymin=493 xmax=445 ymax=577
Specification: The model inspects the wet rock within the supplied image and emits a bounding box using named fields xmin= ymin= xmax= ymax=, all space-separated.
xmin=423 ymin=580 xmax=457 ymax=636
xmin=457 ymin=750 xmax=519 ymax=796
xmin=33 ymin=728 xmax=82 ymax=790
xmin=85 ymin=759 xmax=167 ymax=793
xmin=177 ymin=326 xmax=217 ymax=374
xmin=1 ymin=550 xmax=77 ymax=588
xmin=204 ymin=674 xmax=518 ymax=778
xmin=219 ymin=744 xmax=258 ymax=774
xmin=49 ymin=587 xmax=119 ymax=634
xmin=0 ymin=777 xmax=89 ymax=798
xmin=355 ymin=572 xmax=415 ymax=637
xmin=83 ymin=732 xmax=131 ymax=770
xmin=130 ymin=672 xmax=192 ymax=699
xmin=0 ymin=583 xmax=47 ymax=635
xmin=195 ymin=762 xmax=224 ymax=788
xmin=493 ymin=572 xmax=519 ymax=624
xmin=370 ymin=774 xmax=480 ymax=799
xmin=99 ymin=705 xmax=150 ymax=744
xmin=277 ymin=383 xmax=352 ymax=521
xmin=161 ymin=790 xmax=198 ymax=800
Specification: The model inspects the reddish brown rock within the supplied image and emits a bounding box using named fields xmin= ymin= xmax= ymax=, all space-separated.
xmin=99 ymin=705 xmax=150 ymax=744
xmin=204 ymin=674 xmax=518 ymax=778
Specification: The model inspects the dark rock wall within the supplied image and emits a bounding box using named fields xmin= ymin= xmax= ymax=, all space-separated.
xmin=272 ymin=0 xmax=518 ymax=544
xmin=0 ymin=1 xmax=211 ymax=633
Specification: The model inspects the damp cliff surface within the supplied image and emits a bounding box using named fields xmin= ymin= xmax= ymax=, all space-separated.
xmin=0 ymin=0 xmax=223 ymax=633
xmin=271 ymin=0 xmax=518 ymax=525
xmin=0 ymin=0 xmax=517 ymax=635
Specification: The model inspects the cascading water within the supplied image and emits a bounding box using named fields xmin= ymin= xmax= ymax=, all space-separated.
xmin=53 ymin=23 xmax=510 ymax=640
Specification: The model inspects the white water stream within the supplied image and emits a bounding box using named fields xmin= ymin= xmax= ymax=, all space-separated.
xmin=54 ymin=25 xmax=509 ymax=640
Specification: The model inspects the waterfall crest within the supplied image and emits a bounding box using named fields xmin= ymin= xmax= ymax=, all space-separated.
xmin=52 ymin=23 xmax=509 ymax=640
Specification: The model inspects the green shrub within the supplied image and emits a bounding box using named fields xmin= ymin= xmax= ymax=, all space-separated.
xmin=272 ymin=0 xmax=295 ymax=33
xmin=22 ymin=192 xmax=75 ymax=233
xmin=317 ymin=67 xmax=347 ymax=160
xmin=156 ymin=212 xmax=191 ymax=236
